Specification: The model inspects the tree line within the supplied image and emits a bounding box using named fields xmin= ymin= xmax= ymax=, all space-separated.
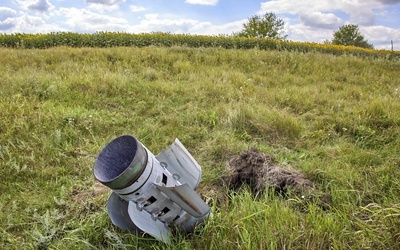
xmin=237 ymin=12 xmax=374 ymax=49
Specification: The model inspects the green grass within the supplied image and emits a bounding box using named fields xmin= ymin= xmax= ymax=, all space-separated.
xmin=1 ymin=46 xmax=399 ymax=249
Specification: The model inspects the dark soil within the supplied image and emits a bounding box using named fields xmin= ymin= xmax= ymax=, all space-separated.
xmin=223 ymin=148 xmax=332 ymax=209
xmin=223 ymin=148 xmax=313 ymax=193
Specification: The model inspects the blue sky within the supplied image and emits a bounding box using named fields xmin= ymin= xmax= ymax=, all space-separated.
xmin=1 ymin=0 xmax=400 ymax=49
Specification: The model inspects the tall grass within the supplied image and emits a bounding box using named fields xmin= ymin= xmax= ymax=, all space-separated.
xmin=0 ymin=46 xmax=399 ymax=249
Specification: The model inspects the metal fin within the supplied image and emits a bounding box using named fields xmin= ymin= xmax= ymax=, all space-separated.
xmin=107 ymin=192 xmax=140 ymax=233
xmin=156 ymin=138 xmax=201 ymax=189
xmin=127 ymin=201 xmax=171 ymax=243
xmin=156 ymin=184 xmax=210 ymax=218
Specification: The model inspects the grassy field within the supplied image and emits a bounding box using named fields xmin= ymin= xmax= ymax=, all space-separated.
xmin=0 ymin=46 xmax=399 ymax=249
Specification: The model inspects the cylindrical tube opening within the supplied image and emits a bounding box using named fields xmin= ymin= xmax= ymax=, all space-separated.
xmin=93 ymin=135 xmax=147 ymax=189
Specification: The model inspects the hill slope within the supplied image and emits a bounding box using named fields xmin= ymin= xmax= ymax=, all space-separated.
xmin=1 ymin=46 xmax=399 ymax=249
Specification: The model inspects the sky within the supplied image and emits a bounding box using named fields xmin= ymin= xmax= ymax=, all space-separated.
xmin=1 ymin=0 xmax=400 ymax=50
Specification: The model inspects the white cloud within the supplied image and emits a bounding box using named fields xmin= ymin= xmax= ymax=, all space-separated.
xmin=126 ymin=14 xmax=198 ymax=33
xmin=377 ymin=0 xmax=400 ymax=5
xmin=260 ymin=0 xmax=384 ymax=26
xmin=186 ymin=18 xmax=244 ymax=35
xmin=362 ymin=25 xmax=400 ymax=49
xmin=0 ymin=7 xmax=17 ymax=20
xmin=28 ymin=0 xmax=55 ymax=13
xmin=286 ymin=22 xmax=334 ymax=43
xmin=16 ymin=0 xmax=55 ymax=13
xmin=0 ymin=18 xmax=16 ymax=31
xmin=87 ymin=3 xmax=120 ymax=12
xmin=1 ymin=5 xmax=59 ymax=32
xmin=185 ymin=0 xmax=218 ymax=6
xmin=347 ymin=7 xmax=375 ymax=26
xmin=299 ymin=12 xmax=344 ymax=29
xmin=0 ymin=7 xmax=17 ymax=30
xmin=85 ymin=0 xmax=125 ymax=5
xmin=3 ymin=12 xmax=61 ymax=33
xmin=58 ymin=7 xmax=129 ymax=32
xmin=124 ymin=13 xmax=241 ymax=35
xmin=130 ymin=5 xmax=146 ymax=13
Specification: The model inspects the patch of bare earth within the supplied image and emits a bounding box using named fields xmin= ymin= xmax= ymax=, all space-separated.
xmin=71 ymin=180 xmax=110 ymax=212
xmin=219 ymin=148 xmax=332 ymax=210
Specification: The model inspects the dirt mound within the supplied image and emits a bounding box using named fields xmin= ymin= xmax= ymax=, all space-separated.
xmin=224 ymin=148 xmax=314 ymax=194
xmin=222 ymin=148 xmax=332 ymax=210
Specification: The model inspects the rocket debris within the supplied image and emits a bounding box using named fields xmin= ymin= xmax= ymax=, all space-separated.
xmin=93 ymin=135 xmax=211 ymax=242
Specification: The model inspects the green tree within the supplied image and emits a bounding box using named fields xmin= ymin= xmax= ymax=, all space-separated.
xmin=236 ymin=12 xmax=287 ymax=39
xmin=331 ymin=24 xmax=373 ymax=49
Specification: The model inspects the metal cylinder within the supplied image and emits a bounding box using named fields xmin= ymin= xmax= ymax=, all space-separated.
xmin=94 ymin=135 xmax=147 ymax=190
xmin=93 ymin=135 xmax=211 ymax=242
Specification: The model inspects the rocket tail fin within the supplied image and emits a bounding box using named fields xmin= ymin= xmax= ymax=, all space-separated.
xmin=155 ymin=184 xmax=210 ymax=218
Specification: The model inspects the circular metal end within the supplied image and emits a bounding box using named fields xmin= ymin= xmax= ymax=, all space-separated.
xmin=93 ymin=135 xmax=147 ymax=189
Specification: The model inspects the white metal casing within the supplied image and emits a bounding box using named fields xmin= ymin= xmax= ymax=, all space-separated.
xmin=94 ymin=136 xmax=210 ymax=243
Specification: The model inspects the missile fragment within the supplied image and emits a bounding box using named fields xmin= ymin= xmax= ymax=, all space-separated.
xmin=93 ymin=135 xmax=210 ymax=242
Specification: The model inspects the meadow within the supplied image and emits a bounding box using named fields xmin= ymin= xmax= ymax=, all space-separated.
xmin=0 ymin=45 xmax=399 ymax=249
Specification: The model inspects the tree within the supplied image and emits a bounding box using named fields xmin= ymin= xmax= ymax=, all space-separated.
xmin=236 ymin=12 xmax=287 ymax=39
xmin=331 ymin=24 xmax=373 ymax=49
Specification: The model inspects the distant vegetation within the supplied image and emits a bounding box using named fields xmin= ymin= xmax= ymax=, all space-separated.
xmin=235 ymin=12 xmax=376 ymax=50
xmin=329 ymin=24 xmax=374 ymax=49
xmin=236 ymin=12 xmax=375 ymax=50
xmin=234 ymin=12 xmax=287 ymax=40
xmin=0 ymin=32 xmax=398 ymax=59
xmin=1 ymin=45 xmax=399 ymax=249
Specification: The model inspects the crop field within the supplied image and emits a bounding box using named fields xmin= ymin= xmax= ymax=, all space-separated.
xmin=1 ymin=32 xmax=400 ymax=59
xmin=0 ymin=45 xmax=399 ymax=249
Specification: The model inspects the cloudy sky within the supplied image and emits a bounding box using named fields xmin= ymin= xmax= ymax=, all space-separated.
xmin=1 ymin=0 xmax=400 ymax=49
